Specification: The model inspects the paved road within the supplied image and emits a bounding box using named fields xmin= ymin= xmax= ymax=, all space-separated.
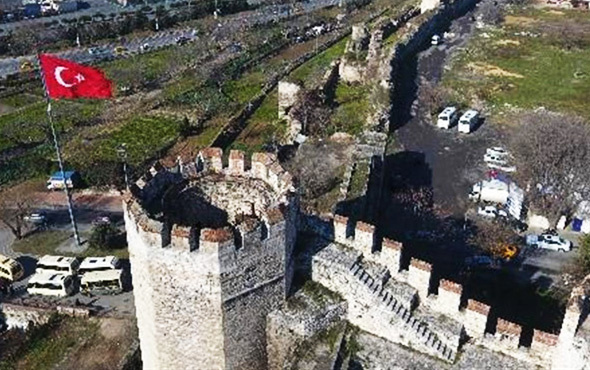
xmin=0 ymin=0 xmax=186 ymax=32
xmin=0 ymin=0 xmax=343 ymax=79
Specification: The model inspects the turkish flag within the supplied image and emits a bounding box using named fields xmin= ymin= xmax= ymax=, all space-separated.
xmin=39 ymin=54 xmax=113 ymax=99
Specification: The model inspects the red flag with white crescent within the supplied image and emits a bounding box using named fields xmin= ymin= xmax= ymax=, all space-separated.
xmin=39 ymin=54 xmax=113 ymax=99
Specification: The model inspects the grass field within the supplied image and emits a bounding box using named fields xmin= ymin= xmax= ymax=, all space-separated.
xmin=12 ymin=230 xmax=129 ymax=258
xmin=0 ymin=100 xmax=104 ymax=153
xmin=0 ymin=317 xmax=99 ymax=370
xmin=231 ymin=90 xmax=287 ymax=154
xmin=442 ymin=7 xmax=590 ymax=121
xmin=288 ymin=37 xmax=348 ymax=87
xmin=331 ymin=82 xmax=370 ymax=135
xmin=65 ymin=115 xmax=180 ymax=166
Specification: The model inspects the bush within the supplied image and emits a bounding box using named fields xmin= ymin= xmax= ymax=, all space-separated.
xmin=88 ymin=222 xmax=119 ymax=250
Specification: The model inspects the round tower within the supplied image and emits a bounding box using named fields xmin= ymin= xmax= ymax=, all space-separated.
xmin=124 ymin=148 xmax=298 ymax=370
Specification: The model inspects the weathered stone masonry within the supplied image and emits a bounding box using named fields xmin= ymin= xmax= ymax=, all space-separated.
xmin=124 ymin=148 xmax=298 ymax=370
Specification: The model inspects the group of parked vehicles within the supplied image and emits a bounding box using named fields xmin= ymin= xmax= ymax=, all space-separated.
xmin=436 ymin=106 xmax=480 ymax=133
xmin=0 ymin=254 xmax=125 ymax=298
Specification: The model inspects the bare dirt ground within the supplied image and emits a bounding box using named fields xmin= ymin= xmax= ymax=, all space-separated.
xmin=60 ymin=317 xmax=137 ymax=370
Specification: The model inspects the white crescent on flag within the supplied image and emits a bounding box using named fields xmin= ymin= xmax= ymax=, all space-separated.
xmin=54 ymin=66 xmax=85 ymax=88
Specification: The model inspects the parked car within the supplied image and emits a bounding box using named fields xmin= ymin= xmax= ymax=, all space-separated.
xmin=92 ymin=216 xmax=111 ymax=225
xmin=436 ymin=106 xmax=458 ymax=129
xmin=526 ymin=233 xmax=573 ymax=252
xmin=486 ymin=147 xmax=509 ymax=158
xmin=140 ymin=43 xmax=151 ymax=52
xmin=88 ymin=47 xmax=107 ymax=55
xmin=484 ymin=153 xmax=507 ymax=165
xmin=175 ymin=36 xmax=189 ymax=45
xmin=464 ymin=255 xmax=498 ymax=271
xmin=20 ymin=60 xmax=34 ymax=72
xmin=114 ymin=46 xmax=128 ymax=55
xmin=477 ymin=205 xmax=508 ymax=219
xmin=458 ymin=110 xmax=479 ymax=133
xmin=24 ymin=212 xmax=47 ymax=225
xmin=46 ymin=171 xmax=80 ymax=190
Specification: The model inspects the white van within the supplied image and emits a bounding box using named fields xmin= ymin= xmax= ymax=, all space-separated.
xmin=78 ymin=256 xmax=120 ymax=275
xmin=27 ymin=272 xmax=75 ymax=297
xmin=437 ymin=107 xmax=458 ymax=129
xmin=0 ymin=254 xmax=24 ymax=282
xmin=36 ymin=255 xmax=80 ymax=275
xmin=81 ymin=269 xmax=124 ymax=295
xmin=458 ymin=110 xmax=479 ymax=133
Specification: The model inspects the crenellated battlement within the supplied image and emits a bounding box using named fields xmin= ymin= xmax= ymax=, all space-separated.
xmin=126 ymin=148 xmax=297 ymax=259
xmin=323 ymin=213 xmax=587 ymax=367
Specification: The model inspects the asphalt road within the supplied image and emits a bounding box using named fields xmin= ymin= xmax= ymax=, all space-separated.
xmin=0 ymin=0 xmax=343 ymax=78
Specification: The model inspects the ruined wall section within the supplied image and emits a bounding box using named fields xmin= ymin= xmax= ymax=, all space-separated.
xmin=266 ymin=290 xmax=347 ymax=370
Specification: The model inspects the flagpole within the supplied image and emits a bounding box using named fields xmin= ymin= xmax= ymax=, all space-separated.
xmin=38 ymin=55 xmax=82 ymax=247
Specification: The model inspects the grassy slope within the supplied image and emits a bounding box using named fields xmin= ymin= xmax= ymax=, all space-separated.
xmin=0 ymin=317 xmax=99 ymax=370
xmin=442 ymin=8 xmax=590 ymax=120
xmin=332 ymin=82 xmax=370 ymax=136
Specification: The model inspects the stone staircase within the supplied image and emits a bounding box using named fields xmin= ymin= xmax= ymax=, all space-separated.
xmin=350 ymin=262 xmax=456 ymax=362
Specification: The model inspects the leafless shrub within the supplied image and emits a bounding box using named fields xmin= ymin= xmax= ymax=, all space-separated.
xmin=509 ymin=112 xmax=590 ymax=223
xmin=283 ymin=139 xmax=351 ymax=200
xmin=290 ymin=90 xmax=332 ymax=137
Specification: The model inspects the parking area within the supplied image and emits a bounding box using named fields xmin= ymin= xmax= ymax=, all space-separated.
xmin=378 ymin=0 xmax=583 ymax=325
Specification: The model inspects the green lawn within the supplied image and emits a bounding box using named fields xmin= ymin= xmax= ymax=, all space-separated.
xmin=0 ymin=93 xmax=41 ymax=109
xmin=102 ymin=46 xmax=187 ymax=88
xmin=0 ymin=100 xmax=104 ymax=153
xmin=442 ymin=7 xmax=590 ymax=120
xmin=288 ymin=37 xmax=348 ymax=87
xmin=347 ymin=161 xmax=370 ymax=200
xmin=331 ymin=82 xmax=370 ymax=135
xmin=232 ymin=90 xmax=288 ymax=154
xmin=66 ymin=115 xmax=180 ymax=166
xmin=222 ymin=71 xmax=266 ymax=105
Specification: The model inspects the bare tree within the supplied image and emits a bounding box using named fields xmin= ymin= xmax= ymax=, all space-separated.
xmin=509 ymin=113 xmax=590 ymax=222
xmin=0 ymin=188 xmax=35 ymax=240
xmin=469 ymin=220 xmax=520 ymax=255
xmin=290 ymin=90 xmax=332 ymax=137
xmin=282 ymin=139 xmax=352 ymax=202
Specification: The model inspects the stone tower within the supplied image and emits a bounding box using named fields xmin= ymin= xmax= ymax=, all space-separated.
xmin=124 ymin=148 xmax=298 ymax=370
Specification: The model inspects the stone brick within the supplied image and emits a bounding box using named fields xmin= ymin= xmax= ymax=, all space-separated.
xmin=408 ymin=258 xmax=432 ymax=301
xmin=354 ymin=222 xmax=376 ymax=255
xmin=252 ymin=152 xmax=271 ymax=180
xmin=124 ymin=155 xmax=298 ymax=370
xmin=333 ymin=215 xmax=349 ymax=245
xmin=436 ymin=279 xmax=462 ymax=315
xmin=228 ymin=150 xmax=245 ymax=176
xmin=381 ymin=238 xmax=402 ymax=274
xmin=533 ymin=330 xmax=558 ymax=347
xmin=464 ymin=299 xmax=490 ymax=338
xmin=496 ymin=318 xmax=521 ymax=337
xmin=200 ymin=147 xmax=223 ymax=172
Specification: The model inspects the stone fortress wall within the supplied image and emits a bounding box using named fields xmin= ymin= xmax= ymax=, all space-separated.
xmin=124 ymin=148 xmax=298 ymax=370
xmin=308 ymin=214 xmax=590 ymax=369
